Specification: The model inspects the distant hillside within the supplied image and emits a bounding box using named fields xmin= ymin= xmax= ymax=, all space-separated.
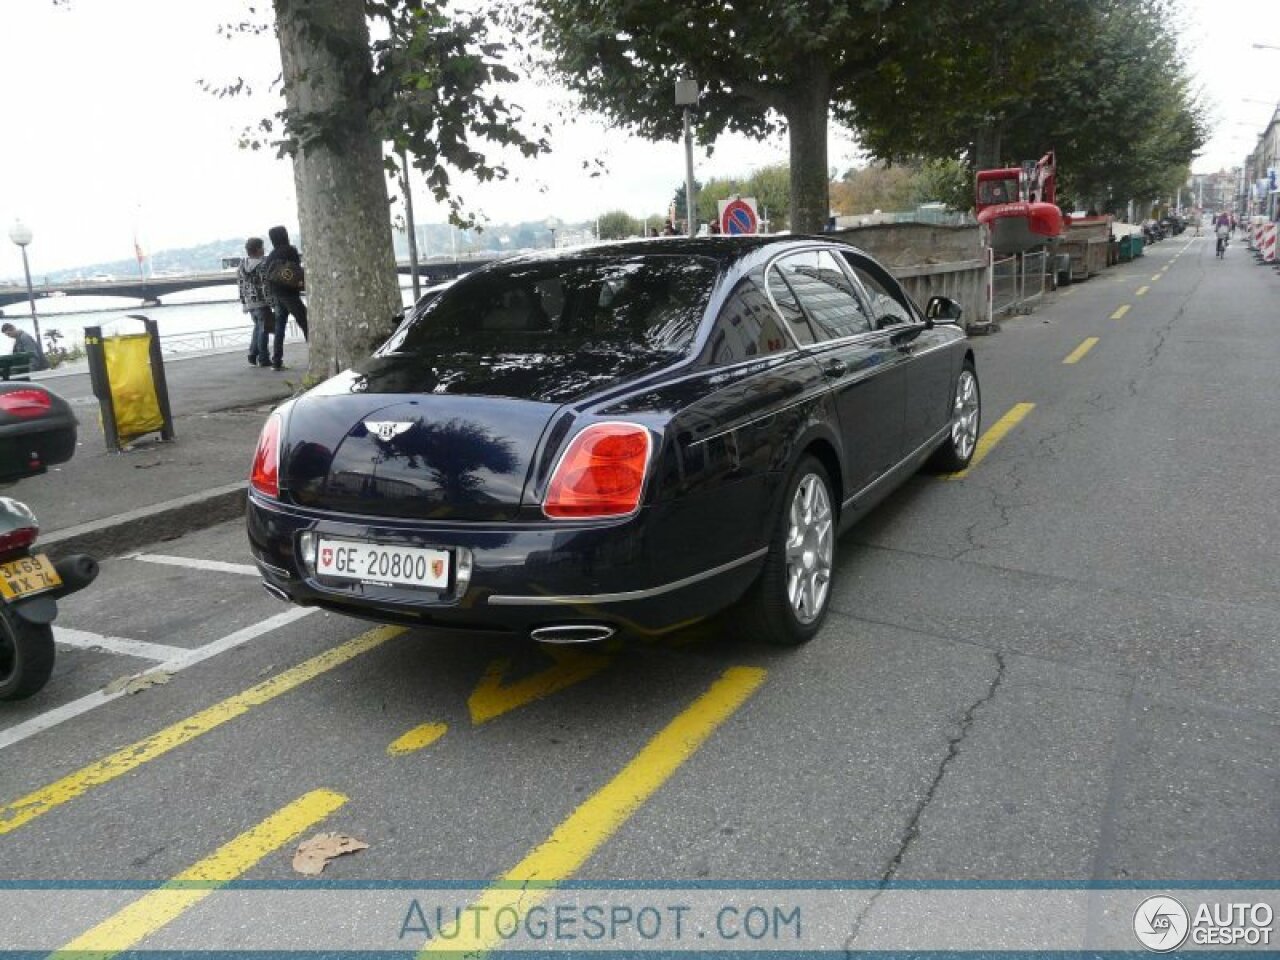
xmin=17 ymin=219 xmax=596 ymax=284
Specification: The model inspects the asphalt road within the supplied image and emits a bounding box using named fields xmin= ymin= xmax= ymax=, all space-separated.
xmin=3 ymin=234 xmax=1278 ymax=952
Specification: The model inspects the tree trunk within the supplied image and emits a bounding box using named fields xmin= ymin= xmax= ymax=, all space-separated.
xmin=974 ymin=124 xmax=1003 ymax=172
xmin=783 ymin=79 xmax=831 ymax=235
xmin=274 ymin=0 xmax=401 ymax=381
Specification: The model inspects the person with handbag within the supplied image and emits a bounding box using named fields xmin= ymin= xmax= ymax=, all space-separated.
xmin=264 ymin=225 xmax=308 ymax=370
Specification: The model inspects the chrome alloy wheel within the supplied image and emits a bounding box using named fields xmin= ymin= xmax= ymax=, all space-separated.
xmin=951 ymin=369 xmax=980 ymax=461
xmin=785 ymin=473 xmax=833 ymax=624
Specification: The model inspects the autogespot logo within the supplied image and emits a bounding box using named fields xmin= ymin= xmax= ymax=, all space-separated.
xmin=1134 ymin=896 xmax=1190 ymax=952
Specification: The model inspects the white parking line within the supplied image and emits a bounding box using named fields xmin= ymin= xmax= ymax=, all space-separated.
xmin=53 ymin=627 xmax=186 ymax=663
xmin=0 ymin=607 xmax=316 ymax=752
xmin=128 ymin=554 xmax=260 ymax=577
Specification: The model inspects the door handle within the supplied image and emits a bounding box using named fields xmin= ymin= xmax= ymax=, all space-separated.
xmin=821 ymin=357 xmax=847 ymax=378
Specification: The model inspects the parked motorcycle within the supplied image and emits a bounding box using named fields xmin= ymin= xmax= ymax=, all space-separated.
xmin=0 ymin=381 xmax=98 ymax=700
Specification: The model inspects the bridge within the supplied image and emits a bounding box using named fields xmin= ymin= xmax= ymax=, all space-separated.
xmin=0 ymin=257 xmax=497 ymax=310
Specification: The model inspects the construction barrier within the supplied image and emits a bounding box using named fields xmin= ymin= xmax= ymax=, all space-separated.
xmin=1260 ymin=222 xmax=1277 ymax=263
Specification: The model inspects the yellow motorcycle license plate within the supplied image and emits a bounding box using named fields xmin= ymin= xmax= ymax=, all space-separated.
xmin=0 ymin=554 xmax=62 ymax=601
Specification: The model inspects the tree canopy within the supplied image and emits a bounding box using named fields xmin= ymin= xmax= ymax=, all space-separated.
xmin=843 ymin=0 xmax=1206 ymax=212
xmin=534 ymin=0 xmax=892 ymax=233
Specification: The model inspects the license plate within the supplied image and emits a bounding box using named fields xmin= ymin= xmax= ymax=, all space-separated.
xmin=0 ymin=553 xmax=62 ymax=602
xmin=315 ymin=538 xmax=450 ymax=590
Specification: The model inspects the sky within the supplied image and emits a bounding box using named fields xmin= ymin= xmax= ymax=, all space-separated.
xmin=0 ymin=0 xmax=1274 ymax=275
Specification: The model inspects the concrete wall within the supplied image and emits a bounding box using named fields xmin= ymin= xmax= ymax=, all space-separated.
xmin=830 ymin=223 xmax=983 ymax=267
xmin=896 ymin=260 xmax=990 ymax=332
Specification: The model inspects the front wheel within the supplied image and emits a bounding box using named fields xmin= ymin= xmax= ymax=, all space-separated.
xmin=926 ymin=361 xmax=981 ymax=472
xmin=0 ymin=610 xmax=55 ymax=701
xmin=737 ymin=456 xmax=836 ymax=647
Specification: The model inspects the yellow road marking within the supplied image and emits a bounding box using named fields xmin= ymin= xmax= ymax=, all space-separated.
xmin=1150 ymin=273 xmax=1161 ymax=282
xmin=0 ymin=626 xmax=400 ymax=837
xmin=468 ymin=647 xmax=611 ymax=725
xmin=388 ymin=721 xmax=449 ymax=756
xmin=51 ymin=789 xmax=346 ymax=959
xmin=1111 ymin=304 xmax=1131 ymax=320
xmin=419 ymin=666 xmax=767 ymax=956
xmin=1136 ymin=285 xmax=1149 ymax=296
xmin=1063 ymin=337 xmax=1100 ymax=365
xmin=948 ymin=402 xmax=1035 ymax=480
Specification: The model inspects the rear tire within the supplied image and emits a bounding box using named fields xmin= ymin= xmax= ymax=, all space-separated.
xmin=926 ymin=361 xmax=981 ymax=473
xmin=737 ymin=456 xmax=836 ymax=647
xmin=0 ymin=610 xmax=55 ymax=701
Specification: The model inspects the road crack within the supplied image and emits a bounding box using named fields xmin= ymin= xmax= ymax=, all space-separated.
xmin=844 ymin=651 xmax=1007 ymax=955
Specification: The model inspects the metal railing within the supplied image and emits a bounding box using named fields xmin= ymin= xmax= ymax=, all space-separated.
xmin=1019 ymin=251 xmax=1047 ymax=306
xmin=990 ymin=254 xmax=1020 ymax=317
xmin=157 ymin=321 xmax=305 ymax=356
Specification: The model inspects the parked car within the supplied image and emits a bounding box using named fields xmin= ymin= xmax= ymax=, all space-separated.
xmin=247 ymin=237 xmax=980 ymax=647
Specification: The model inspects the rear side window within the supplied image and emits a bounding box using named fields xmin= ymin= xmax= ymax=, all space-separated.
xmin=379 ymin=256 xmax=717 ymax=358
xmin=842 ymin=255 xmax=916 ymax=329
xmin=773 ymin=250 xmax=873 ymax=339
xmin=706 ymin=272 xmax=791 ymax=365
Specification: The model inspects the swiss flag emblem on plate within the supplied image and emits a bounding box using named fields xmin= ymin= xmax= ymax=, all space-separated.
xmin=321 ymin=547 xmax=333 ymax=567
xmin=431 ymin=558 xmax=444 ymax=579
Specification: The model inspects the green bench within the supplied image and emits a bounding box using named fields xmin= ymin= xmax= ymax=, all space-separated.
xmin=0 ymin=352 xmax=33 ymax=381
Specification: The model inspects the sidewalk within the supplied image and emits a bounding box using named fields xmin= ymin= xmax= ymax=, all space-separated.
xmin=17 ymin=345 xmax=310 ymax=558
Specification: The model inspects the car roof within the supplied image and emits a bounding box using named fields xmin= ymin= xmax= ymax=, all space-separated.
xmin=496 ymin=235 xmax=837 ymax=267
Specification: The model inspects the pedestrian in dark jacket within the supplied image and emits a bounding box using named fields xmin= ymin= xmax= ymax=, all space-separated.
xmin=264 ymin=225 xmax=308 ymax=370
xmin=1 ymin=322 xmax=47 ymax=371
xmin=237 ymin=237 xmax=274 ymax=367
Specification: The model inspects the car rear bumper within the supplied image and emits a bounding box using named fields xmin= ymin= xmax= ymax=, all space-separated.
xmin=246 ymin=493 xmax=766 ymax=637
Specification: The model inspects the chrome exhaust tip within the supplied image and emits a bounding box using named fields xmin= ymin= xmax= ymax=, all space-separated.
xmin=261 ymin=581 xmax=292 ymax=603
xmin=530 ymin=624 xmax=616 ymax=645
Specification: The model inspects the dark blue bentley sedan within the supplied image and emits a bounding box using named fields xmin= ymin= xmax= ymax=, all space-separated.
xmin=246 ymin=236 xmax=980 ymax=646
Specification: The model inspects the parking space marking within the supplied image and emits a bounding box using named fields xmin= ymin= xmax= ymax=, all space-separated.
xmin=418 ymin=666 xmax=767 ymax=955
xmin=0 ymin=608 xmax=316 ymax=753
xmin=1111 ymin=304 xmax=1131 ymax=320
xmin=51 ymin=788 xmax=346 ymax=958
xmin=128 ymin=553 xmax=260 ymax=577
xmin=1136 ymin=285 xmax=1150 ymax=296
xmin=53 ymin=627 xmax=187 ymax=663
xmin=1063 ymin=337 xmax=1100 ymax=365
xmin=0 ymin=625 xmax=399 ymax=836
xmin=1150 ymin=273 xmax=1161 ymax=282
xmin=388 ymin=722 xmax=449 ymax=756
xmin=468 ymin=647 xmax=612 ymax=725
xmin=947 ymin=402 xmax=1035 ymax=480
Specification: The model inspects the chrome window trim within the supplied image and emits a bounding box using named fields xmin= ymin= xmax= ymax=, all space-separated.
xmin=486 ymin=547 xmax=769 ymax=606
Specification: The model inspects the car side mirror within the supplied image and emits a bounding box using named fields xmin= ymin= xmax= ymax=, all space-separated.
xmin=925 ymin=296 xmax=964 ymax=326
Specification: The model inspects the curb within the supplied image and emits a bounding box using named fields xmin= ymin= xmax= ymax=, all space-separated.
xmin=41 ymin=481 xmax=248 ymax=560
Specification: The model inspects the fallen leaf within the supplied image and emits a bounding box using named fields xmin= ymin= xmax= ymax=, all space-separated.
xmin=292 ymin=832 xmax=369 ymax=876
xmin=104 ymin=671 xmax=173 ymax=696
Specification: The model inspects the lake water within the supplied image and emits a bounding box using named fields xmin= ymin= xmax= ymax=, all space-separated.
xmin=1 ymin=281 xmax=421 ymax=351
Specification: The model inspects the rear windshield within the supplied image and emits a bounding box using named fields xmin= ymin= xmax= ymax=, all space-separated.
xmin=378 ymin=256 xmax=717 ymax=359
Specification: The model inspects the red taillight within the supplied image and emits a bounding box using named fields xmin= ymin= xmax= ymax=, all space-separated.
xmin=0 ymin=389 xmax=52 ymax=419
xmin=0 ymin=527 xmax=39 ymax=555
xmin=250 ymin=414 xmax=282 ymax=498
xmin=544 ymin=422 xmax=652 ymax=519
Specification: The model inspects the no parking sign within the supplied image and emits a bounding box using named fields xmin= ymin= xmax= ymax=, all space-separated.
xmin=719 ymin=196 xmax=760 ymax=235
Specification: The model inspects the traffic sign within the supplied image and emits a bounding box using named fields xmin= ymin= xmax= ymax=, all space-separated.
xmin=719 ymin=197 xmax=759 ymax=235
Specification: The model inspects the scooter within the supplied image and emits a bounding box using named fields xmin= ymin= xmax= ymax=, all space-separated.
xmin=0 ymin=380 xmax=98 ymax=700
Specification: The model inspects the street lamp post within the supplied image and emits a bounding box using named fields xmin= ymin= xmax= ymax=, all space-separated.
xmin=7 ymin=220 xmax=43 ymax=362
xmin=674 ymin=78 xmax=699 ymax=237
xmin=545 ymin=217 xmax=558 ymax=250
